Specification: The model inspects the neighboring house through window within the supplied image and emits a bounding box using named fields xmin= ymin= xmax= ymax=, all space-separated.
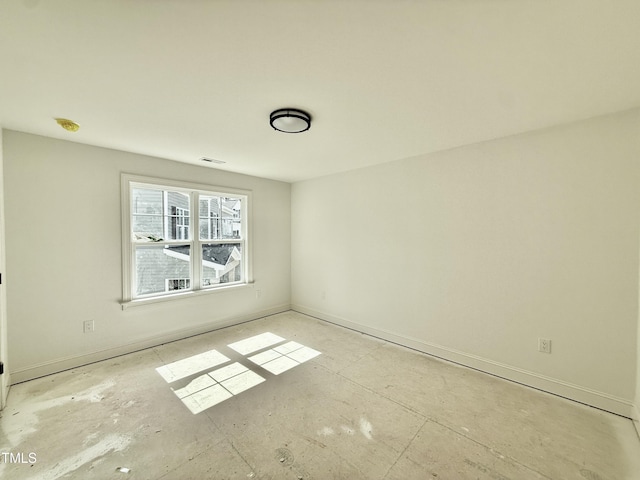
xmin=121 ymin=174 xmax=250 ymax=303
xmin=166 ymin=278 xmax=191 ymax=292
xmin=171 ymin=206 xmax=189 ymax=240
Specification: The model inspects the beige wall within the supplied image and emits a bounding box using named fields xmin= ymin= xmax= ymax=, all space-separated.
xmin=3 ymin=131 xmax=291 ymax=382
xmin=292 ymin=109 xmax=640 ymax=416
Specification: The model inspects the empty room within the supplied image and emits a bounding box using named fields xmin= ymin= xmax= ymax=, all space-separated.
xmin=0 ymin=1 xmax=639 ymax=479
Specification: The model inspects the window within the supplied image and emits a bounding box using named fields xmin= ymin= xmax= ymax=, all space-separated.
xmin=122 ymin=175 xmax=250 ymax=303
xmin=172 ymin=207 xmax=189 ymax=240
xmin=166 ymin=278 xmax=191 ymax=292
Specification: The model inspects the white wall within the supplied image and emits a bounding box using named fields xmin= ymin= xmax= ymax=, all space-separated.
xmin=3 ymin=131 xmax=291 ymax=382
xmin=636 ymin=306 xmax=640 ymax=432
xmin=636 ymin=269 xmax=640 ymax=430
xmin=292 ymin=109 xmax=640 ymax=417
xmin=0 ymin=128 xmax=9 ymax=405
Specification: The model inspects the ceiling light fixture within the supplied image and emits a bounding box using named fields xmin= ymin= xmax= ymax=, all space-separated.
xmin=55 ymin=118 xmax=80 ymax=132
xmin=269 ymin=108 xmax=311 ymax=133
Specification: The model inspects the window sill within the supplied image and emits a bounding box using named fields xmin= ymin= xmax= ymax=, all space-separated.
xmin=120 ymin=282 xmax=254 ymax=310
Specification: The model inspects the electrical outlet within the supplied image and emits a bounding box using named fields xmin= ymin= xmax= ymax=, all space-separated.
xmin=83 ymin=320 xmax=95 ymax=333
xmin=321 ymin=291 xmax=326 ymax=300
xmin=255 ymin=289 xmax=262 ymax=299
xmin=538 ymin=338 xmax=551 ymax=354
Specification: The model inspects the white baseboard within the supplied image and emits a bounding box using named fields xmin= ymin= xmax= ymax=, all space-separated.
xmin=10 ymin=304 xmax=290 ymax=385
xmin=292 ymin=304 xmax=636 ymax=419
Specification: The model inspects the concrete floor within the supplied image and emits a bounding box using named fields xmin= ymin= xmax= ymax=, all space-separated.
xmin=1 ymin=311 xmax=639 ymax=479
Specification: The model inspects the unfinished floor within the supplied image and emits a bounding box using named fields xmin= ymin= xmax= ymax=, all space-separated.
xmin=0 ymin=311 xmax=638 ymax=479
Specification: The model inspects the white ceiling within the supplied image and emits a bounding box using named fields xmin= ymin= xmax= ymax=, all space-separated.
xmin=1 ymin=0 xmax=639 ymax=183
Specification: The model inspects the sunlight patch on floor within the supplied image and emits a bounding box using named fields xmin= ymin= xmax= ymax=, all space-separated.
xmin=248 ymin=341 xmax=321 ymax=375
xmin=155 ymin=349 xmax=230 ymax=383
xmin=227 ymin=332 xmax=286 ymax=355
xmin=155 ymin=333 xmax=321 ymax=414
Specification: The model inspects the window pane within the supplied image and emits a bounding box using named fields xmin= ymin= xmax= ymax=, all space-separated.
xmin=132 ymin=188 xmax=164 ymax=240
xmin=199 ymin=218 xmax=211 ymax=240
xmin=132 ymin=215 xmax=163 ymax=241
xmin=131 ymin=189 xmax=190 ymax=241
xmin=221 ymin=198 xmax=242 ymax=239
xmin=199 ymin=196 xmax=219 ymax=240
xmin=135 ymin=245 xmax=191 ymax=296
xmin=166 ymin=192 xmax=190 ymax=241
xmin=132 ymin=188 xmax=162 ymax=215
xmin=201 ymin=243 xmax=242 ymax=286
xmin=199 ymin=196 xmax=241 ymax=240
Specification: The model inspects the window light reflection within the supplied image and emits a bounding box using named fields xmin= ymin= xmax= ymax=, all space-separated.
xmin=156 ymin=333 xmax=321 ymax=414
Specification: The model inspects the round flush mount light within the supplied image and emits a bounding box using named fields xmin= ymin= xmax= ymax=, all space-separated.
xmin=269 ymin=108 xmax=311 ymax=133
xmin=55 ymin=118 xmax=80 ymax=132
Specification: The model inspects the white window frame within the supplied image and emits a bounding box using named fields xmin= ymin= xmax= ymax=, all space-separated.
xmin=121 ymin=174 xmax=252 ymax=308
